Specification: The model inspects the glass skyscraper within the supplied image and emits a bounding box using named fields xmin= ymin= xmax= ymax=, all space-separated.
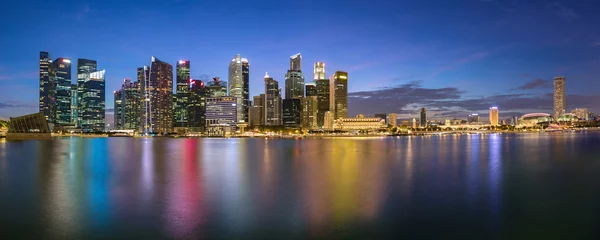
xmin=52 ymin=58 xmax=72 ymax=127
xmin=137 ymin=66 xmax=150 ymax=133
xmin=315 ymin=62 xmax=329 ymax=127
xmin=114 ymin=79 xmax=139 ymax=130
xmin=330 ymin=71 xmax=348 ymax=120
xmin=553 ymin=76 xmax=566 ymax=120
xmin=149 ymin=56 xmax=173 ymax=134
xmin=77 ymin=58 xmax=97 ymax=126
xmin=264 ymin=73 xmax=282 ymax=126
xmin=175 ymin=60 xmax=190 ymax=129
xmin=285 ymin=53 xmax=305 ymax=99
xmin=420 ymin=107 xmax=427 ymax=127
xmin=229 ymin=54 xmax=249 ymax=123
xmin=188 ymin=79 xmax=208 ymax=132
xmin=39 ymin=51 xmax=55 ymax=124
xmin=207 ymin=77 xmax=228 ymax=97
xmin=283 ymin=99 xmax=301 ymax=128
xmin=81 ymin=70 xmax=106 ymax=132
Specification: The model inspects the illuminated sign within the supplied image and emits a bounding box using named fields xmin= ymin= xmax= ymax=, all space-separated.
xmin=179 ymin=60 xmax=186 ymax=64
xmin=63 ymin=59 xmax=71 ymax=63
xmin=338 ymin=75 xmax=347 ymax=80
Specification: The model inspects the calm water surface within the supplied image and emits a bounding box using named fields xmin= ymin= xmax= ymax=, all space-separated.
xmin=1 ymin=133 xmax=600 ymax=239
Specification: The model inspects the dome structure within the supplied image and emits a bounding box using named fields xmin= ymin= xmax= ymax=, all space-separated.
xmin=518 ymin=113 xmax=553 ymax=127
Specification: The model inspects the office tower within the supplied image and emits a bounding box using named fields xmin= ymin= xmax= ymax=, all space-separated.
xmin=70 ymin=84 xmax=78 ymax=126
xmin=571 ymin=108 xmax=589 ymax=120
xmin=313 ymin=62 xmax=325 ymax=80
xmin=39 ymin=51 xmax=55 ymax=123
xmin=114 ymin=78 xmax=140 ymax=130
xmin=52 ymin=58 xmax=72 ymax=127
xmin=283 ymin=99 xmax=301 ymax=128
xmin=264 ymin=73 xmax=282 ymax=126
xmin=512 ymin=116 xmax=518 ymax=126
xmin=330 ymin=71 xmax=348 ymax=119
xmin=316 ymin=78 xmax=330 ymax=127
xmin=553 ymin=76 xmax=566 ymax=120
xmin=175 ymin=60 xmax=190 ymax=129
xmin=250 ymin=94 xmax=265 ymax=127
xmin=137 ymin=66 xmax=151 ymax=133
xmin=419 ymin=108 xmax=427 ymax=127
xmin=468 ymin=113 xmax=480 ymax=123
xmin=229 ymin=54 xmax=249 ymax=123
xmin=375 ymin=113 xmax=387 ymax=125
xmin=489 ymin=107 xmax=499 ymax=126
xmin=412 ymin=118 xmax=418 ymax=128
xmin=285 ymin=53 xmax=305 ymax=99
xmin=188 ymin=79 xmax=208 ymax=132
xmin=80 ymin=70 xmax=105 ymax=132
xmin=76 ymin=59 xmax=97 ymax=126
xmin=301 ymin=96 xmax=318 ymax=129
xmin=205 ymin=96 xmax=237 ymax=136
xmin=324 ymin=111 xmax=334 ymax=130
xmin=114 ymin=89 xmax=124 ymax=130
xmin=148 ymin=57 xmax=173 ymax=134
xmin=305 ymin=82 xmax=317 ymax=97
xmin=387 ymin=113 xmax=397 ymax=127
xmin=207 ymin=77 xmax=228 ymax=97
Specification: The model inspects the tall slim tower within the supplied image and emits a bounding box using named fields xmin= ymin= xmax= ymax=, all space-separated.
xmin=330 ymin=71 xmax=348 ymax=119
xmin=76 ymin=58 xmax=97 ymax=126
xmin=264 ymin=73 xmax=282 ymax=126
xmin=228 ymin=54 xmax=249 ymax=123
xmin=80 ymin=70 xmax=105 ymax=132
xmin=52 ymin=58 xmax=72 ymax=127
xmin=137 ymin=66 xmax=151 ymax=133
xmin=39 ymin=51 xmax=55 ymax=123
xmin=149 ymin=56 xmax=173 ymax=134
xmin=489 ymin=107 xmax=499 ymax=126
xmin=242 ymin=59 xmax=250 ymax=123
xmin=175 ymin=60 xmax=190 ymax=129
xmin=553 ymin=76 xmax=566 ymax=120
xmin=285 ymin=53 xmax=305 ymax=99
xmin=188 ymin=79 xmax=208 ymax=132
xmin=420 ymin=108 xmax=427 ymax=127
xmin=315 ymin=63 xmax=329 ymax=127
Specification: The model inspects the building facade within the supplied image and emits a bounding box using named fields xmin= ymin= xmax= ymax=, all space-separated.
xmin=285 ymin=53 xmax=305 ymax=100
xmin=149 ymin=57 xmax=173 ymax=134
xmin=283 ymin=99 xmax=301 ymax=128
xmin=468 ymin=114 xmax=480 ymax=123
xmin=39 ymin=51 xmax=55 ymax=124
xmin=330 ymin=71 xmax=348 ymax=120
xmin=324 ymin=111 xmax=334 ymax=130
xmin=553 ymin=76 xmax=566 ymax=120
xmin=205 ymin=97 xmax=237 ymax=136
xmin=52 ymin=58 xmax=72 ymax=127
xmin=188 ymin=79 xmax=208 ymax=132
xmin=70 ymin=84 xmax=78 ymax=126
xmin=571 ymin=108 xmax=589 ymax=120
xmin=313 ymin=62 xmax=325 ymax=80
xmin=302 ymin=96 xmax=318 ymax=129
xmin=333 ymin=117 xmax=386 ymax=131
xmin=76 ymin=58 xmax=97 ymax=126
xmin=250 ymin=94 xmax=265 ymax=127
xmin=489 ymin=107 xmax=499 ymax=126
xmin=387 ymin=113 xmax=397 ymax=127
xmin=80 ymin=70 xmax=106 ymax=132
xmin=264 ymin=73 xmax=282 ymax=126
xmin=175 ymin=60 xmax=190 ymax=129
xmin=113 ymin=79 xmax=139 ymax=130
xmin=137 ymin=66 xmax=151 ymax=134
xmin=419 ymin=108 xmax=427 ymax=127
xmin=228 ymin=55 xmax=249 ymax=123
xmin=305 ymin=82 xmax=317 ymax=97
xmin=316 ymin=79 xmax=330 ymax=128
xmin=207 ymin=77 xmax=228 ymax=97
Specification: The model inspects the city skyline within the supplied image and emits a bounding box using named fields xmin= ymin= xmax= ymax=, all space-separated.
xmin=2 ymin=0 xmax=600 ymax=121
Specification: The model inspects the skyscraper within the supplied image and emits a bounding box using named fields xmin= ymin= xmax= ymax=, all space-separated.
xmin=301 ymin=96 xmax=318 ymax=129
xmin=419 ymin=108 xmax=427 ymax=127
xmin=137 ymin=66 xmax=150 ymax=133
xmin=387 ymin=113 xmax=397 ymax=127
xmin=324 ymin=111 xmax=334 ymax=130
xmin=188 ymin=79 xmax=208 ymax=132
xmin=553 ymin=76 xmax=566 ymax=120
xmin=175 ymin=60 xmax=190 ymax=129
xmin=149 ymin=56 xmax=173 ymax=134
xmin=207 ymin=77 xmax=228 ymax=97
xmin=313 ymin=62 xmax=325 ymax=80
xmin=489 ymin=107 xmax=499 ymax=126
xmin=316 ymin=77 xmax=330 ymax=127
xmin=52 ymin=58 xmax=72 ymax=127
xmin=70 ymin=84 xmax=78 ymax=126
xmin=305 ymin=82 xmax=317 ymax=97
xmin=285 ymin=53 xmax=305 ymax=99
xmin=205 ymin=97 xmax=237 ymax=136
xmin=80 ymin=70 xmax=105 ymax=132
xmin=77 ymin=58 xmax=97 ymax=126
xmin=228 ymin=54 xmax=249 ymax=123
xmin=39 ymin=51 xmax=55 ymax=124
xmin=264 ymin=73 xmax=282 ymax=126
xmin=250 ymin=94 xmax=265 ymax=127
xmin=114 ymin=79 xmax=139 ymax=130
xmin=114 ymin=89 xmax=124 ymax=130
xmin=330 ymin=71 xmax=348 ymax=120
xmin=282 ymin=99 xmax=301 ymax=128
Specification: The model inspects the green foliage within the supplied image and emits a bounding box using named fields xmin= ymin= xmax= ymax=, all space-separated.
xmin=0 ymin=120 xmax=8 ymax=128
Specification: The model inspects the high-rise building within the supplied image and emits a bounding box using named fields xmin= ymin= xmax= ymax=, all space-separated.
xmin=175 ymin=60 xmax=190 ymax=129
xmin=313 ymin=62 xmax=325 ymax=80
xmin=250 ymin=94 xmax=265 ymax=127
xmin=52 ymin=58 xmax=72 ymax=127
xmin=419 ymin=108 xmax=427 ymax=127
xmin=324 ymin=111 xmax=334 ymax=130
xmin=305 ymin=82 xmax=317 ymax=97
xmin=468 ymin=113 xmax=480 ymax=123
xmin=76 ymin=58 xmax=97 ymax=126
xmin=228 ymin=55 xmax=249 ymax=123
xmin=412 ymin=118 xmax=418 ymax=128
xmin=387 ymin=113 xmax=397 ymax=127
xmin=330 ymin=71 xmax=348 ymax=120
xmin=302 ymin=96 xmax=318 ymax=129
xmin=264 ymin=73 xmax=282 ymax=126
xmin=114 ymin=79 xmax=139 ymax=130
xmin=188 ymin=79 xmax=208 ymax=132
xmin=70 ymin=84 xmax=78 ymax=126
xmin=553 ymin=76 xmax=566 ymax=120
xmin=285 ymin=53 xmax=305 ymax=99
xmin=149 ymin=56 xmax=173 ymax=134
xmin=316 ymin=79 xmax=330 ymax=128
xmin=489 ymin=107 xmax=499 ymax=126
xmin=207 ymin=77 xmax=228 ymax=97
xmin=114 ymin=89 xmax=124 ymax=130
xmin=205 ymin=96 xmax=237 ymax=136
xmin=80 ymin=70 xmax=105 ymax=132
xmin=137 ymin=66 xmax=151 ymax=133
xmin=39 ymin=51 xmax=55 ymax=124
xmin=283 ymin=99 xmax=301 ymax=128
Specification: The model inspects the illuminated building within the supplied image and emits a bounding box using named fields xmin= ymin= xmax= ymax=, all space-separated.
xmin=114 ymin=88 xmax=124 ymax=130
xmin=387 ymin=113 xmax=397 ymax=127
xmin=207 ymin=77 xmax=228 ymax=97
xmin=114 ymin=79 xmax=139 ymax=130
xmin=70 ymin=84 xmax=77 ymax=126
xmin=188 ymin=79 xmax=208 ymax=132
xmin=571 ymin=108 xmax=589 ymax=120
xmin=401 ymin=120 xmax=410 ymax=127
xmin=285 ymin=53 xmax=305 ymax=99
xmin=554 ymin=76 xmax=566 ymax=120
xmin=76 ymin=58 xmax=97 ymax=126
xmin=205 ymin=97 xmax=237 ymax=136
xmin=517 ymin=113 xmax=552 ymax=127
xmin=6 ymin=113 xmax=51 ymax=140
xmin=316 ymin=78 xmax=330 ymax=127
xmin=333 ymin=116 xmax=386 ymax=131
xmin=375 ymin=113 xmax=387 ymax=125
xmin=39 ymin=51 xmax=55 ymax=124
xmin=302 ymin=96 xmax=318 ymax=129
xmin=250 ymin=94 xmax=265 ymax=127
xmin=305 ymin=82 xmax=317 ymax=97
xmin=52 ymin=57 xmax=72 ymax=127
xmin=283 ymin=99 xmax=301 ymax=128
xmin=313 ymin=62 xmax=325 ymax=80
xmin=468 ymin=113 xmax=480 ymax=123
xmin=175 ymin=60 xmax=190 ymax=129
xmin=149 ymin=56 xmax=173 ymax=134
xmin=324 ymin=111 xmax=334 ymax=130
xmin=80 ymin=70 xmax=106 ymax=132
xmin=419 ymin=108 xmax=427 ymax=127
xmin=264 ymin=73 xmax=282 ymax=126
xmin=412 ymin=118 xmax=418 ymax=128
xmin=330 ymin=71 xmax=348 ymax=120
xmin=228 ymin=54 xmax=249 ymax=123
xmin=489 ymin=107 xmax=499 ymax=126
xmin=137 ymin=66 xmax=150 ymax=133
xmin=557 ymin=113 xmax=578 ymax=124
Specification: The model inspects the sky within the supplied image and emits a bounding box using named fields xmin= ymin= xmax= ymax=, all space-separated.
xmin=1 ymin=0 xmax=600 ymax=121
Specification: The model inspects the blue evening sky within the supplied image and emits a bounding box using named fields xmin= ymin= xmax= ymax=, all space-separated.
xmin=1 ymin=0 xmax=600 ymax=119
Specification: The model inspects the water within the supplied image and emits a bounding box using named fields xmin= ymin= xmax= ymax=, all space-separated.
xmin=1 ymin=133 xmax=600 ymax=239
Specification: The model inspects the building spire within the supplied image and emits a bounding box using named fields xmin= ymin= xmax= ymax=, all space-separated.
xmin=265 ymin=72 xmax=270 ymax=78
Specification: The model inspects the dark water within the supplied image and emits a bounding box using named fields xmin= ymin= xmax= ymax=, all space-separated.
xmin=1 ymin=133 xmax=600 ymax=239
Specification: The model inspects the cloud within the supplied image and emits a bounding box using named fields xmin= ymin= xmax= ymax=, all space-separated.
xmin=512 ymin=78 xmax=552 ymax=90
xmin=548 ymin=1 xmax=579 ymax=21
xmin=429 ymin=51 xmax=491 ymax=78
xmin=592 ymin=42 xmax=600 ymax=47
xmin=0 ymin=102 xmax=37 ymax=109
